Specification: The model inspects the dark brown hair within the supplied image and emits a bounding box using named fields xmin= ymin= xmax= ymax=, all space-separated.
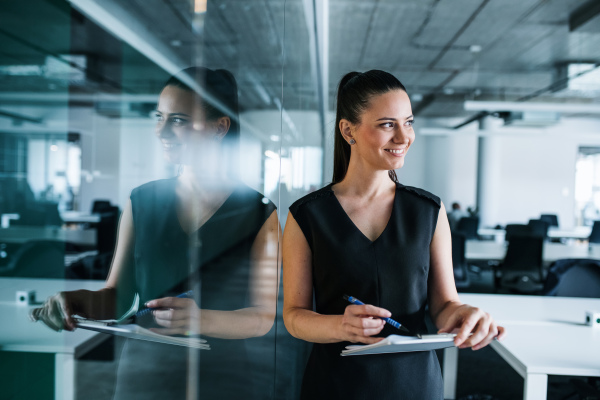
xmin=163 ymin=66 xmax=240 ymax=143
xmin=332 ymin=70 xmax=407 ymax=184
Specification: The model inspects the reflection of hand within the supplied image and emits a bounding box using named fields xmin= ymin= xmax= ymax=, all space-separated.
xmin=30 ymin=292 xmax=78 ymax=332
xmin=438 ymin=304 xmax=506 ymax=350
xmin=339 ymin=304 xmax=389 ymax=344
xmin=145 ymin=297 xmax=200 ymax=336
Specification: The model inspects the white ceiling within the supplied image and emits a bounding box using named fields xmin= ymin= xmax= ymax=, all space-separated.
xmin=0 ymin=0 xmax=599 ymax=122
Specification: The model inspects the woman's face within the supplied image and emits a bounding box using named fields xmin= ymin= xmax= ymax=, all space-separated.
xmin=154 ymin=85 xmax=220 ymax=165
xmin=346 ymin=89 xmax=415 ymax=172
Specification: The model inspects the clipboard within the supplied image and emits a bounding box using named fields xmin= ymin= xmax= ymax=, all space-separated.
xmin=341 ymin=334 xmax=456 ymax=356
xmin=77 ymin=321 xmax=210 ymax=349
xmin=74 ymin=293 xmax=209 ymax=349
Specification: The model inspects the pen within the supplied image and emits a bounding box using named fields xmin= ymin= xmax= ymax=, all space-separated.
xmin=343 ymin=295 xmax=412 ymax=335
xmin=136 ymin=290 xmax=194 ymax=317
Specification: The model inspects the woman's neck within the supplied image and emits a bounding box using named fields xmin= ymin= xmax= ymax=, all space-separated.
xmin=178 ymin=166 xmax=234 ymax=196
xmin=334 ymin=160 xmax=395 ymax=198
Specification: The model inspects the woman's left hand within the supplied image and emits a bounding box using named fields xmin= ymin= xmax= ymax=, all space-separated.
xmin=437 ymin=304 xmax=506 ymax=350
xmin=145 ymin=297 xmax=201 ymax=336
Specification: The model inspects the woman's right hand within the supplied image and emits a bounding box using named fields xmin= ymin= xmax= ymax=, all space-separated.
xmin=30 ymin=292 xmax=78 ymax=332
xmin=339 ymin=304 xmax=390 ymax=344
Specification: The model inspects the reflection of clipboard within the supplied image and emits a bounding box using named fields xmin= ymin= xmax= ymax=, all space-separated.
xmin=77 ymin=322 xmax=209 ymax=349
xmin=74 ymin=293 xmax=209 ymax=350
xmin=341 ymin=334 xmax=456 ymax=356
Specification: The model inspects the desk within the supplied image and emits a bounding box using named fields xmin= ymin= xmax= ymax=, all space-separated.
xmin=60 ymin=211 xmax=100 ymax=224
xmin=477 ymin=227 xmax=592 ymax=241
xmin=549 ymin=226 xmax=591 ymax=240
xmin=443 ymin=294 xmax=600 ymax=400
xmin=0 ymin=226 xmax=96 ymax=247
xmin=466 ymin=241 xmax=600 ymax=263
xmin=0 ymin=278 xmax=105 ymax=400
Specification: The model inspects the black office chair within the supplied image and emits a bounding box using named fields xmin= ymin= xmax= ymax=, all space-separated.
xmin=542 ymin=258 xmax=600 ymax=399
xmin=504 ymin=224 xmax=531 ymax=242
xmin=528 ymin=219 xmax=550 ymax=239
xmin=540 ymin=214 xmax=559 ymax=228
xmin=451 ymin=232 xmax=470 ymax=290
xmin=96 ymin=206 xmax=120 ymax=255
xmin=543 ymin=259 xmax=600 ymax=298
xmin=495 ymin=234 xmax=544 ymax=294
xmin=0 ymin=240 xmax=65 ymax=278
xmin=11 ymin=202 xmax=63 ymax=227
xmin=455 ymin=216 xmax=479 ymax=240
xmin=589 ymin=221 xmax=600 ymax=244
xmin=91 ymin=200 xmax=113 ymax=214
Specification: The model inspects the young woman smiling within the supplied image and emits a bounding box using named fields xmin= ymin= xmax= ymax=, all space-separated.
xmin=283 ymin=70 xmax=505 ymax=399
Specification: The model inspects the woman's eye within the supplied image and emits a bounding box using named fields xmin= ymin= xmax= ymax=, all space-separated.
xmin=405 ymin=120 xmax=414 ymax=127
xmin=154 ymin=113 xmax=164 ymax=122
xmin=171 ymin=117 xmax=188 ymax=126
xmin=381 ymin=122 xmax=394 ymax=128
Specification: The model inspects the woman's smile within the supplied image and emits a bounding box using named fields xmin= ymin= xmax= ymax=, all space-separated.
xmin=384 ymin=148 xmax=406 ymax=157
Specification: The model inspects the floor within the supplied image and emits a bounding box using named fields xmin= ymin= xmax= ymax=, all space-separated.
xmin=74 ymin=269 xmax=590 ymax=400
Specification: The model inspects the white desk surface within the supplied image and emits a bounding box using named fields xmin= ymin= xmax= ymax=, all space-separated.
xmin=0 ymin=277 xmax=105 ymax=355
xmin=548 ymin=226 xmax=592 ymax=239
xmin=478 ymin=226 xmax=592 ymax=240
xmin=466 ymin=241 xmax=600 ymax=262
xmin=0 ymin=226 xmax=96 ymax=246
xmin=459 ymin=294 xmax=600 ymax=377
xmin=60 ymin=211 xmax=101 ymax=224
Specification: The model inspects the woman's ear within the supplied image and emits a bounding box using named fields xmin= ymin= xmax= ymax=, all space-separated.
xmin=339 ymin=119 xmax=355 ymax=145
xmin=214 ymin=116 xmax=231 ymax=139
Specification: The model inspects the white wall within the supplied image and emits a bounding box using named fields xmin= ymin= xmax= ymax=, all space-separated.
xmin=415 ymin=117 xmax=600 ymax=229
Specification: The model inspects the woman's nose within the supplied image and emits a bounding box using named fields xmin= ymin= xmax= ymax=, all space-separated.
xmin=393 ymin=126 xmax=410 ymax=143
xmin=156 ymin=121 xmax=174 ymax=138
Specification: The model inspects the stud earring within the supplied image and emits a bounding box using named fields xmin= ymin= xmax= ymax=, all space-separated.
xmin=349 ymin=139 xmax=356 ymax=145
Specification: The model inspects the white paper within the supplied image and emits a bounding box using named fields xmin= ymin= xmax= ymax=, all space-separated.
xmin=341 ymin=334 xmax=456 ymax=356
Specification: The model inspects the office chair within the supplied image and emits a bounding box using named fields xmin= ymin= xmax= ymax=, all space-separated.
xmin=543 ymin=258 xmax=600 ymax=399
xmin=528 ymin=219 xmax=550 ymax=239
xmin=504 ymin=224 xmax=531 ymax=242
xmin=0 ymin=240 xmax=65 ymax=278
xmin=91 ymin=200 xmax=113 ymax=214
xmin=10 ymin=202 xmax=62 ymax=227
xmin=451 ymin=232 xmax=470 ymax=290
xmin=589 ymin=221 xmax=600 ymax=244
xmin=495 ymin=234 xmax=544 ymax=294
xmin=543 ymin=258 xmax=600 ymax=298
xmin=540 ymin=214 xmax=559 ymax=228
xmin=96 ymin=206 xmax=120 ymax=255
xmin=455 ymin=216 xmax=479 ymax=240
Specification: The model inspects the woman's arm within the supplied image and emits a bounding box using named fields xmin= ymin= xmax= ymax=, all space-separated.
xmin=32 ymin=200 xmax=136 ymax=331
xmin=282 ymin=212 xmax=389 ymax=345
xmin=428 ymin=202 xmax=506 ymax=350
xmin=150 ymin=209 xmax=282 ymax=339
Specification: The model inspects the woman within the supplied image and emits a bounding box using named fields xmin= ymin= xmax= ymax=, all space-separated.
xmin=32 ymin=67 xmax=280 ymax=399
xmin=282 ymin=70 xmax=506 ymax=399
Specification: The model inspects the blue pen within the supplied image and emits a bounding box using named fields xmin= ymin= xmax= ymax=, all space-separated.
xmin=343 ymin=295 xmax=412 ymax=335
xmin=136 ymin=290 xmax=194 ymax=317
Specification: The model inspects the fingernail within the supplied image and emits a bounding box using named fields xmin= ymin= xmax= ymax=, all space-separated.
xmin=145 ymin=301 xmax=154 ymax=307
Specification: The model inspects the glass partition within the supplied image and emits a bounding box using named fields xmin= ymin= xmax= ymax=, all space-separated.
xmin=2 ymin=1 xmax=600 ymax=399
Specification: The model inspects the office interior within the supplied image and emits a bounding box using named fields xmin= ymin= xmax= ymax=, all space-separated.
xmin=1 ymin=0 xmax=599 ymax=399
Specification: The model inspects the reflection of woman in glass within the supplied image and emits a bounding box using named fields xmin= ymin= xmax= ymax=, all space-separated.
xmin=283 ymin=70 xmax=505 ymax=399
xmin=33 ymin=67 xmax=280 ymax=399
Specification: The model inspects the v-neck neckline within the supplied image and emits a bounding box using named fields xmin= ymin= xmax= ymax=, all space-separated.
xmin=327 ymin=183 xmax=397 ymax=244
xmin=171 ymin=180 xmax=237 ymax=237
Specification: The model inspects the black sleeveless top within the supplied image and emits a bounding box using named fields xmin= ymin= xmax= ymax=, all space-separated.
xmin=115 ymin=178 xmax=276 ymax=400
xmin=289 ymin=182 xmax=444 ymax=400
